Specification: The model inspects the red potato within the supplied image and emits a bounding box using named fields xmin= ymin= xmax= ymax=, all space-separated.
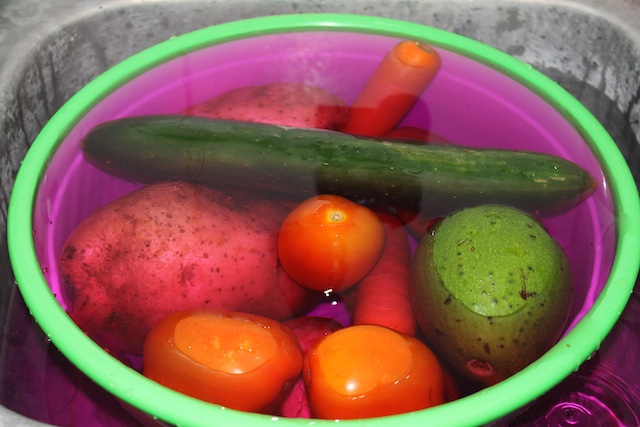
xmin=276 ymin=375 xmax=310 ymax=418
xmin=59 ymin=182 xmax=318 ymax=355
xmin=181 ymin=82 xmax=350 ymax=130
xmin=276 ymin=317 xmax=343 ymax=418
xmin=283 ymin=316 xmax=344 ymax=354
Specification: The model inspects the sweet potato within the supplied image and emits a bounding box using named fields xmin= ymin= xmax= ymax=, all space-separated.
xmin=181 ymin=82 xmax=349 ymax=130
xmin=59 ymin=182 xmax=318 ymax=355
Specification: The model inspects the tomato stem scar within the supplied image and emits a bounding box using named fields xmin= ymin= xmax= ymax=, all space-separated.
xmin=329 ymin=211 xmax=344 ymax=222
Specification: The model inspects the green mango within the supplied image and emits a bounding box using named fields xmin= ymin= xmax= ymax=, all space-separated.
xmin=410 ymin=205 xmax=573 ymax=386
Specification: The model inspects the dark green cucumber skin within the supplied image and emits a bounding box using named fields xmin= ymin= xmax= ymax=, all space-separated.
xmin=82 ymin=115 xmax=596 ymax=217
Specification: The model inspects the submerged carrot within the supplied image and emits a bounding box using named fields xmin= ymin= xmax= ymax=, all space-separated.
xmin=344 ymin=40 xmax=441 ymax=136
xmin=353 ymin=213 xmax=416 ymax=336
xmin=384 ymin=126 xmax=450 ymax=144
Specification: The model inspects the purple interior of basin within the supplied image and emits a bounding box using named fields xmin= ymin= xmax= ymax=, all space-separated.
xmin=33 ymin=31 xmax=614 ymax=347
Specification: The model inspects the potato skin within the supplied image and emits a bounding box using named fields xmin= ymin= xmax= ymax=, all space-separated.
xmin=181 ymin=82 xmax=350 ymax=130
xmin=60 ymin=182 xmax=317 ymax=355
xmin=276 ymin=317 xmax=343 ymax=418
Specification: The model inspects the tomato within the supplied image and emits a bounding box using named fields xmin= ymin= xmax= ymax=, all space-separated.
xmin=277 ymin=194 xmax=385 ymax=293
xmin=303 ymin=324 xmax=445 ymax=419
xmin=142 ymin=310 xmax=303 ymax=413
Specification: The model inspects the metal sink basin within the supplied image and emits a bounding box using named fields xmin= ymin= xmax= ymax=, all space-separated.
xmin=1 ymin=0 xmax=639 ymax=425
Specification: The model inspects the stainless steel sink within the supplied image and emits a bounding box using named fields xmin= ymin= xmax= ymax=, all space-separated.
xmin=2 ymin=1 xmax=639 ymax=425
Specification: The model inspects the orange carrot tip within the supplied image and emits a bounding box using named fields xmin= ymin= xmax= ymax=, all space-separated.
xmin=394 ymin=40 xmax=441 ymax=68
xmin=344 ymin=40 xmax=442 ymax=137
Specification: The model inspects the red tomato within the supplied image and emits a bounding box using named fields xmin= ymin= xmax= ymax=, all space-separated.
xmin=277 ymin=194 xmax=385 ymax=293
xmin=303 ymin=324 xmax=445 ymax=419
xmin=142 ymin=310 xmax=303 ymax=413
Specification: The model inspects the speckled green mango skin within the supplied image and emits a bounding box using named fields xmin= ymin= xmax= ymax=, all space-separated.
xmin=410 ymin=205 xmax=573 ymax=386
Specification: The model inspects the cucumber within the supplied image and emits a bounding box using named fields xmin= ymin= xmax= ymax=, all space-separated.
xmin=82 ymin=115 xmax=597 ymax=217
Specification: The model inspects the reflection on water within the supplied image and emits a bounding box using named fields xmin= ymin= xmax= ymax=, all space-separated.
xmin=511 ymin=289 xmax=640 ymax=426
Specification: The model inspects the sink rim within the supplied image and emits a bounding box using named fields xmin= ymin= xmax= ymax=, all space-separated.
xmin=7 ymin=12 xmax=640 ymax=427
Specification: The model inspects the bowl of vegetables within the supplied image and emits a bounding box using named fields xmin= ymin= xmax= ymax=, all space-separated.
xmin=7 ymin=13 xmax=640 ymax=427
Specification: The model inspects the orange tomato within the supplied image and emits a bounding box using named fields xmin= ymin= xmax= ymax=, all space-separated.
xmin=142 ymin=310 xmax=303 ymax=413
xmin=303 ymin=324 xmax=445 ymax=419
xmin=277 ymin=194 xmax=385 ymax=293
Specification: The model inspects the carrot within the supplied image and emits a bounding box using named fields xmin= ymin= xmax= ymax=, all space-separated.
xmin=353 ymin=213 xmax=416 ymax=336
xmin=344 ymin=40 xmax=441 ymax=136
xmin=384 ymin=126 xmax=450 ymax=144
